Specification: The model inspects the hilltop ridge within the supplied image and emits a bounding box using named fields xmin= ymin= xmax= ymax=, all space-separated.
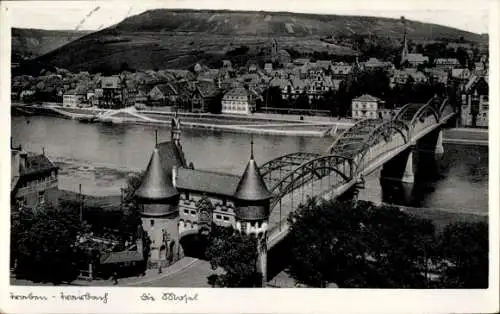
xmin=16 ymin=9 xmax=486 ymax=74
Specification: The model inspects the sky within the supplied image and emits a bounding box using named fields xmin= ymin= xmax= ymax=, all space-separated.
xmin=4 ymin=0 xmax=491 ymax=34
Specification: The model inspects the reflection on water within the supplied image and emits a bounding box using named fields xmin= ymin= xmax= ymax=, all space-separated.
xmin=11 ymin=116 xmax=488 ymax=213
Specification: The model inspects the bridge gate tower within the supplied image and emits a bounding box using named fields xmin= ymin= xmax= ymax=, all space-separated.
xmin=135 ymin=146 xmax=182 ymax=267
xmin=234 ymin=139 xmax=273 ymax=287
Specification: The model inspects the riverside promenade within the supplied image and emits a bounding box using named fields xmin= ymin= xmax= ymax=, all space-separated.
xmin=13 ymin=104 xmax=489 ymax=140
xmin=14 ymin=104 xmax=348 ymax=137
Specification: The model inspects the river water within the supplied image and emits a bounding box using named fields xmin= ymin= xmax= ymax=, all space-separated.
xmin=11 ymin=116 xmax=488 ymax=214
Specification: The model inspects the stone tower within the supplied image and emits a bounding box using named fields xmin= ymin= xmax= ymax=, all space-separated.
xmin=270 ymin=38 xmax=278 ymax=63
xmin=171 ymin=112 xmax=181 ymax=146
xmin=401 ymin=16 xmax=409 ymax=64
xmin=135 ymin=146 xmax=181 ymax=266
xmin=233 ymin=139 xmax=273 ymax=287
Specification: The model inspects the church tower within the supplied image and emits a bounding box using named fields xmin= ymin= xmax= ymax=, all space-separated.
xmin=401 ymin=16 xmax=409 ymax=64
xmin=135 ymin=142 xmax=182 ymax=266
xmin=270 ymin=38 xmax=278 ymax=63
xmin=234 ymin=139 xmax=273 ymax=287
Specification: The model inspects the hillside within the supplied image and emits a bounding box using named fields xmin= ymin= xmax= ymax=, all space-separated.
xmin=12 ymin=28 xmax=92 ymax=61
xmin=19 ymin=9 xmax=485 ymax=74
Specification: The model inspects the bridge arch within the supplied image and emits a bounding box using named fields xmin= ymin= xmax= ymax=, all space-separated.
xmin=328 ymin=119 xmax=409 ymax=174
xmin=260 ymin=152 xmax=320 ymax=188
xmin=268 ymin=154 xmax=354 ymax=210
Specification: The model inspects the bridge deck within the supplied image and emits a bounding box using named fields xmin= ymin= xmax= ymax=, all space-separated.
xmin=266 ymin=98 xmax=456 ymax=248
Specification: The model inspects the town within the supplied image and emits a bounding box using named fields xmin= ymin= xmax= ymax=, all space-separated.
xmin=9 ymin=11 xmax=489 ymax=291
xmin=12 ymin=19 xmax=488 ymax=128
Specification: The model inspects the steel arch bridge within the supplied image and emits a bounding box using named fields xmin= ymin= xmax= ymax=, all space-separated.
xmin=261 ymin=96 xmax=456 ymax=248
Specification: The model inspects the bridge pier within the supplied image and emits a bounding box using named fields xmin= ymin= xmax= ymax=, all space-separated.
xmin=381 ymin=147 xmax=415 ymax=184
xmin=402 ymin=150 xmax=415 ymax=184
xmin=435 ymin=130 xmax=444 ymax=156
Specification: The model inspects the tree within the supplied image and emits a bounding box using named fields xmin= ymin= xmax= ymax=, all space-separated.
xmin=262 ymin=86 xmax=283 ymax=109
xmin=123 ymin=171 xmax=144 ymax=205
xmin=205 ymin=225 xmax=262 ymax=287
xmin=287 ymin=199 xmax=436 ymax=288
xmin=12 ymin=207 xmax=82 ymax=284
xmin=436 ymin=221 xmax=488 ymax=288
xmin=207 ymin=91 xmax=224 ymax=114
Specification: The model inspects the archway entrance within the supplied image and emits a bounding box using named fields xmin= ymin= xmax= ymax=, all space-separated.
xmin=179 ymin=233 xmax=210 ymax=259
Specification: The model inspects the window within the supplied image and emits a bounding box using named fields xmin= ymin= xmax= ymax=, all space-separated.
xmin=190 ymin=210 xmax=196 ymax=215
xmin=223 ymin=216 xmax=229 ymax=221
xmin=184 ymin=209 xmax=189 ymax=215
xmin=38 ymin=191 xmax=45 ymax=205
xmin=215 ymin=214 xmax=222 ymax=220
xmin=16 ymin=197 xmax=26 ymax=208
xmin=150 ymin=220 xmax=155 ymax=227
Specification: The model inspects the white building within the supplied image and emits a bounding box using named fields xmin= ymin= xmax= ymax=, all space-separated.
xmin=351 ymin=94 xmax=387 ymax=120
xmin=461 ymin=76 xmax=489 ymax=127
xmin=63 ymin=93 xmax=84 ymax=107
xmin=221 ymin=87 xmax=256 ymax=114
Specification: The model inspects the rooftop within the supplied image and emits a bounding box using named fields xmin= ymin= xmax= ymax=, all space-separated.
xmin=234 ymin=144 xmax=273 ymax=202
xmin=20 ymin=153 xmax=58 ymax=177
xmin=353 ymin=94 xmax=381 ymax=103
xmin=176 ymin=168 xmax=240 ymax=197
xmin=135 ymin=147 xmax=178 ymax=200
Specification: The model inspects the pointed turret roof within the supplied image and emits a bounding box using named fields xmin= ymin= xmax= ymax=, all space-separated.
xmin=135 ymin=148 xmax=178 ymax=200
xmin=234 ymin=141 xmax=273 ymax=201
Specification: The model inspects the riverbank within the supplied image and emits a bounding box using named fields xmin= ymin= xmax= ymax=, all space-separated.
xmin=58 ymin=189 xmax=122 ymax=211
xmin=12 ymin=104 xmax=489 ymax=141
xmin=443 ymin=128 xmax=488 ymax=145
xmin=13 ymin=104 xmax=346 ymax=137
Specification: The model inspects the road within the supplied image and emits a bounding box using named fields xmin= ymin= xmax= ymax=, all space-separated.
xmin=138 ymin=260 xmax=213 ymax=287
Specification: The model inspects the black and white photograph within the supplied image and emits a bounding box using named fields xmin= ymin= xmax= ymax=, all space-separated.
xmin=1 ymin=0 xmax=498 ymax=312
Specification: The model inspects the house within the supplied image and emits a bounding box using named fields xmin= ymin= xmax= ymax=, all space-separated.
xmin=424 ymin=68 xmax=449 ymax=85
xmin=290 ymin=77 xmax=311 ymax=98
xmin=148 ymin=83 xmax=179 ymax=106
xmin=193 ymin=63 xmax=203 ymax=73
xmin=135 ymin=85 xmax=154 ymax=105
xmin=390 ymin=70 xmax=408 ymax=87
xmin=86 ymin=92 xmax=98 ymax=107
xmin=19 ymin=89 xmax=36 ymax=102
xmin=222 ymin=60 xmax=233 ymax=70
xmin=11 ymin=140 xmax=59 ymax=211
xmin=351 ymin=94 xmax=387 ymax=119
xmin=364 ymin=58 xmax=393 ymax=70
xmin=277 ymin=49 xmax=292 ymax=65
xmin=63 ymin=92 xmax=85 ymax=107
xmin=123 ymin=88 xmax=138 ymax=107
xmin=315 ymin=60 xmax=332 ymax=70
xmin=330 ymin=64 xmax=352 ymax=79
xmin=404 ymin=53 xmax=429 ymax=67
xmin=451 ymin=68 xmax=473 ymax=82
xmin=270 ymin=77 xmax=293 ymax=97
xmin=264 ymin=63 xmax=273 ymax=73
xmin=248 ymin=64 xmax=258 ymax=73
xmin=434 ymin=58 xmax=460 ymax=69
xmin=446 ymin=42 xmax=472 ymax=51
xmin=237 ymin=73 xmax=261 ymax=90
xmin=99 ymin=76 xmax=123 ymax=108
xmin=293 ymin=58 xmax=310 ymax=66
xmin=191 ymin=80 xmax=218 ymax=112
xmin=460 ymin=76 xmax=488 ymax=127
xmin=221 ymin=87 xmax=256 ymax=114
xmin=390 ymin=69 xmax=427 ymax=87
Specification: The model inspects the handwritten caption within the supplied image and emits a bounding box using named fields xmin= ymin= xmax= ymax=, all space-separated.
xmin=10 ymin=292 xmax=110 ymax=304
xmin=9 ymin=291 xmax=199 ymax=305
xmin=140 ymin=292 xmax=199 ymax=304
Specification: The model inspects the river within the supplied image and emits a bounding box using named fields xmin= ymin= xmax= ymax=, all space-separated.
xmin=11 ymin=116 xmax=488 ymax=214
